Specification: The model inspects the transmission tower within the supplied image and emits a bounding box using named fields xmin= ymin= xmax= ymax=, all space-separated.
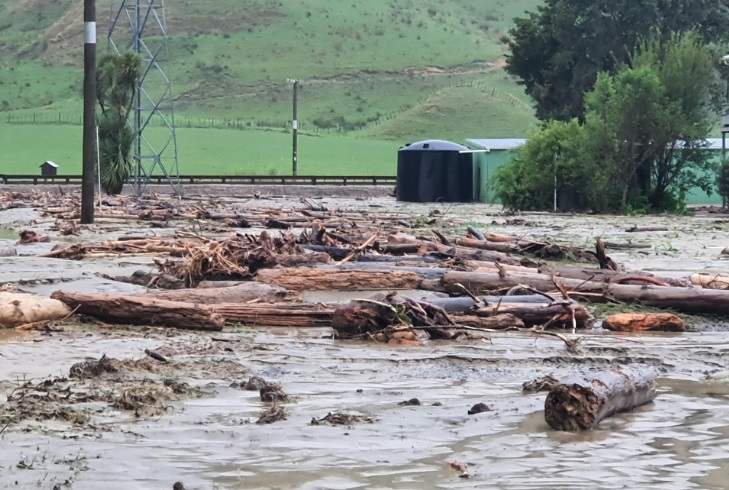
xmin=107 ymin=0 xmax=181 ymax=197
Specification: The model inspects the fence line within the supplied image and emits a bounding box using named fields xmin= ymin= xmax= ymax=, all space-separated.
xmin=3 ymin=79 xmax=533 ymax=133
xmin=0 ymin=174 xmax=397 ymax=186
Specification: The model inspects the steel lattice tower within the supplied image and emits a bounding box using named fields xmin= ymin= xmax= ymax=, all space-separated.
xmin=107 ymin=0 xmax=181 ymax=197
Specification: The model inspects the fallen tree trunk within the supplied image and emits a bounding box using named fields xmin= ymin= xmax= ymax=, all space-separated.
xmin=439 ymin=271 xmax=729 ymax=317
xmin=300 ymin=244 xmax=442 ymax=264
xmin=450 ymin=314 xmax=524 ymax=330
xmin=255 ymin=269 xmax=423 ymax=291
xmin=383 ymin=236 xmax=519 ymax=264
xmin=210 ymin=303 xmax=334 ymax=327
xmin=106 ymin=270 xmax=186 ymax=289
xmin=427 ymin=295 xmax=576 ymax=313
xmin=0 ymin=292 xmax=70 ymax=328
xmin=602 ymin=313 xmax=685 ymax=332
xmin=50 ymin=291 xmax=224 ymax=331
xmin=690 ymin=272 xmax=729 ymax=290
xmin=143 ymin=282 xmax=303 ymax=304
xmin=540 ymin=266 xmax=675 ymax=285
xmin=315 ymin=264 xmax=447 ymax=280
xmin=472 ymin=303 xmax=592 ymax=329
xmin=544 ymin=365 xmax=658 ymax=431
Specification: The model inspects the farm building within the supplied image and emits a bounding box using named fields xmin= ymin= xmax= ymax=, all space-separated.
xmin=466 ymin=138 xmax=724 ymax=206
xmin=465 ymin=139 xmax=524 ymax=204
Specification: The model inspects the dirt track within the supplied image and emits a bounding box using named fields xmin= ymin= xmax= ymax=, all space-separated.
xmin=2 ymin=192 xmax=729 ymax=489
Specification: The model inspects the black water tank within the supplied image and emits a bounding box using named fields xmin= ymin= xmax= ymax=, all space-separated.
xmin=396 ymin=140 xmax=474 ymax=202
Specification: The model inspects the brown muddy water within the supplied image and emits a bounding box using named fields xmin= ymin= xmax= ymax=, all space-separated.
xmin=2 ymin=197 xmax=729 ymax=489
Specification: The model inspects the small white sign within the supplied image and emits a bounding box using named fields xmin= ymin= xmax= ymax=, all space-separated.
xmin=85 ymin=22 xmax=96 ymax=44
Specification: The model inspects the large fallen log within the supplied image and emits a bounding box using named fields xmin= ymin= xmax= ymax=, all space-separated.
xmin=255 ymin=269 xmax=423 ymax=291
xmin=544 ymin=365 xmax=658 ymax=431
xmin=427 ymin=295 xmax=576 ymax=312
xmin=210 ymin=303 xmax=334 ymax=327
xmin=472 ymin=303 xmax=592 ymax=329
xmin=50 ymin=291 xmax=224 ymax=331
xmin=541 ymin=265 xmax=679 ymax=286
xmin=106 ymin=270 xmax=186 ymax=289
xmin=0 ymin=292 xmax=71 ymax=328
xmin=439 ymin=271 xmax=729 ymax=317
xmin=450 ymin=314 xmax=524 ymax=330
xmin=143 ymin=282 xmax=303 ymax=304
xmin=383 ymin=236 xmax=519 ymax=264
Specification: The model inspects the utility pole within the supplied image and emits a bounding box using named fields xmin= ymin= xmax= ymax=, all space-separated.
xmin=81 ymin=0 xmax=96 ymax=224
xmin=288 ymin=79 xmax=299 ymax=176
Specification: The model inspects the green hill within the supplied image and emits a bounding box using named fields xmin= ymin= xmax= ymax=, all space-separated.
xmin=0 ymin=0 xmax=541 ymax=174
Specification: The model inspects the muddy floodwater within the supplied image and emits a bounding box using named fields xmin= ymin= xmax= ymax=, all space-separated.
xmin=2 ymin=193 xmax=729 ymax=489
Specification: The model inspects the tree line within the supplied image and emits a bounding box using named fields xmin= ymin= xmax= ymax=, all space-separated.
xmin=495 ymin=0 xmax=729 ymax=213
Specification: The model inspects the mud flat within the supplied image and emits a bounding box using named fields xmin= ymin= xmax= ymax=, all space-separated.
xmin=2 ymin=191 xmax=729 ymax=489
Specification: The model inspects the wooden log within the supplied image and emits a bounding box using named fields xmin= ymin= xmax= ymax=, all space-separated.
xmin=384 ymin=235 xmax=519 ymax=264
xmin=0 ymin=292 xmax=71 ymax=329
xmin=144 ymin=282 xmax=303 ymax=304
xmin=484 ymin=232 xmax=518 ymax=243
xmin=301 ymin=244 xmax=443 ymax=264
xmin=466 ymin=225 xmax=485 ymax=240
xmin=450 ymin=314 xmax=524 ymax=329
xmin=544 ymin=366 xmax=658 ymax=431
xmin=541 ymin=265 xmax=677 ymax=286
xmin=332 ymin=300 xmax=397 ymax=337
xmin=626 ymin=226 xmax=669 ymax=232
xmin=108 ymin=270 xmax=186 ymax=289
xmin=315 ymin=264 xmax=447 ymax=280
xmin=426 ymin=295 xmax=573 ymax=313
xmin=273 ymin=252 xmax=331 ymax=268
xmin=255 ymin=269 xmax=423 ymax=291
xmin=50 ymin=291 xmax=224 ymax=331
xmin=465 ymin=260 xmax=538 ymax=274
xmin=439 ymin=270 xmax=729 ymax=317
xmin=473 ymin=303 xmax=592 ymax=329
xmin=602 ymin=313 xmax=685 ymax=332
xmin=211 ymin=303 xmax=334 ymax=327
xmin=690 ymin=272 xmax=729 ymax=290
xmin=451 ymin=236 xmax=521 ymax=254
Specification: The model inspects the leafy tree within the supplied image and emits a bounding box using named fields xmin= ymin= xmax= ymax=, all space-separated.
xmin=495 ymin=32 xmax=721 ymax=214
xmin=96 ymin=53 xmax=141 ymax=195
xmin=503 ymin=0 xmax=729 ymax=122
xmin=493 ymin=119 xmax=586 ymax=211
xmin=582 ymin=66 xmax=666 ymax=212
xmin=632 ymin=33 xmax=722 ymax=208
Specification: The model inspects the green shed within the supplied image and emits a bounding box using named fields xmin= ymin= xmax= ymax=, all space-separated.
xmin=466 ymin=139 xmax=525 ymax=203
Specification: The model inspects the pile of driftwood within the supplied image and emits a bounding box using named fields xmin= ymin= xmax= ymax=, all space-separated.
xmin=34 ymin=209 xmax=729 ymax=346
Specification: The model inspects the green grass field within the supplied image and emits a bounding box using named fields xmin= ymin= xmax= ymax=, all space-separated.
xmin=0 ymin=0 xmax=543 ymax=157
xmin=0 ymin=123 xmax=400 ymax=176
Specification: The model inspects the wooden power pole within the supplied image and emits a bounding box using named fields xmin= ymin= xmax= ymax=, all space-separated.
xmin=81 ymin=0 xmax=96 ymax=224
xmin=292 ymin=79 xmax=299 ymax=176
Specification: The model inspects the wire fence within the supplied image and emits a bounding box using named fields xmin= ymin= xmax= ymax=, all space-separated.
xmin=2 ymin=80 xmax=533 ymax=133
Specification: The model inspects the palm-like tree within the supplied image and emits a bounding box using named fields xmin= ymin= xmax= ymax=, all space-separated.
xmin=96 ymin=53 xmax=141 ymax=195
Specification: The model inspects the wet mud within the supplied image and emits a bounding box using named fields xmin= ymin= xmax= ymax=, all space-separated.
xmin=2 ymin=197 xmax=729 ymax=489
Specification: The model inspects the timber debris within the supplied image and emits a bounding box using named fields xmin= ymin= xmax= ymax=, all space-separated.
xmin=2 ymin=189 xmax=724 ymax=346
xmin=544 ymin=365 xmax=658 ymax=431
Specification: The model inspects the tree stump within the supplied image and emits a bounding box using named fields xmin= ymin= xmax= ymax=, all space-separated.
xmin=544 ymin=365 xmax=658 ymax=431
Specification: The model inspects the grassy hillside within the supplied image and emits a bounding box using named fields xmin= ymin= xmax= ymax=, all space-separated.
xmin=0 ymin=0 xmax=542 ymax=173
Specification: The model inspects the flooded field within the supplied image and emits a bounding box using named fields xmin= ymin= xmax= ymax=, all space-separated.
xmin=1 ymin=192 xmax=729 ymax=489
